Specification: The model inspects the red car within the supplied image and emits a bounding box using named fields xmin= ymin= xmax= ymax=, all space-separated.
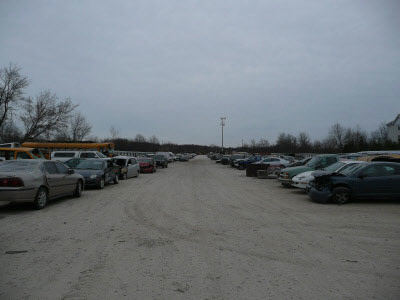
xmin=138 ymin=157 xmax=156 ymax=173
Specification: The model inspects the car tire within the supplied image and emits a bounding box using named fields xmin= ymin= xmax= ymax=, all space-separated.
xmin=98 ymin=178 xmax=105 ymax=189
xmin=114 ymin=175 xmax=119 ymax=184
xmin=74 ymin=180 xmax=83 ymax=197
xmin=34 ymin=187 xmax=48 ymax=210
xmin=332 ymin=187 xmax=351 ymax=204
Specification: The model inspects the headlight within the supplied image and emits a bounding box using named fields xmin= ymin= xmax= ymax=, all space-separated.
xmin=90 ymin=174 xmax=98 ymax=179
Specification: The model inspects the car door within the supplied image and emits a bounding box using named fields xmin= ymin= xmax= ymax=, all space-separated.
xmin=55 ymin=161 xmax=75 ymax=195
xmin=80 ymin=152 xmax=97 ymax=159
xmin=43 ymin=161 xmax=63 ymax=198
xmin=356 ymin=165 xmax=395 ymax=199
xmin=105 ymin=160 xmax=114 ymax=183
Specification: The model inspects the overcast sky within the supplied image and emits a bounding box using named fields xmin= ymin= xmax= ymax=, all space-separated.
xmin=1 ymin=0 xmax=399 ymax=146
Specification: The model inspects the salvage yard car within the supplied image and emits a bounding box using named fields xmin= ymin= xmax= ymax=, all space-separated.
xmin=114 ymin=156 xmax=140 ymax=179
xmin=291 ymin=160 xmax=365 ymax=191
xmin=51 ymin=150 xmax=108 ymax=162
xmin=138 ymin=157 xmax=157 ymax=173
xmin=154 ymin=155 xmax=168 ymax=168
xmin=70 ymin=159 xmax=120 ymax=189
xmin=0 ymin=160 xmax=84 ymax=209
xmin=246 ymin=156 xmax=290 ymax=177
xmin=309 ymin=162 xmax=400 ymax=204
xmin=278 ymin=154 xmax=339 ymax=187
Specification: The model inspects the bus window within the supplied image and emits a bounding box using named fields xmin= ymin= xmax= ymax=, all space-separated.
xmin=17 ymin=151 xmax=32 ymax=159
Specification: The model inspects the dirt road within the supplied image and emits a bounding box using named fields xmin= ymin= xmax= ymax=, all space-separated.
xmin=1 ymin=156 xmax=399 ymax=299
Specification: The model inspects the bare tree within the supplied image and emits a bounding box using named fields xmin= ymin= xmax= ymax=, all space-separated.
xmin=297 ymin=132 xmax=311 ymax=152
xmin=0 ymin=64 xmax=29 ymax=128
xmin=329 ymin=123 xmax=345 ymax=150
xmin=109 ymin=126 xmax=119 ymax=139
xmin=134 ymin=134 xmax=146 ymax=143
xmin=148 ymin=135 xmax=160 ymax=144
xmin=69 ymin=112 xmax=92 ymax=141
xmin=20 ymin=90 xmax=77 ymax=141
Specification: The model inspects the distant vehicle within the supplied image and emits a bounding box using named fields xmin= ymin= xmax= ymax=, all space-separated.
xmin=51 ymin=151 xmax=108 ymax=162
xmin=114 ymin=156 xmax=139 ymax=179
xmin=0 ymin=147 xmax=45 ymax=160
xmin=246 ymin=157 xmax=290 ymax=177
xmin=179 ymin=154 xmax=189 ymax=161
xmin=154 ymin=155 xmax=168 ymax=168
xmin=229 ymin=153 xmax=249 ymax=167
xmin=155 ymin=152 xmax=172 ymax=162
xmin=235 ymin=155 xmax=262 ymax=170
xmin=291 ymin=160 xmax=366 ymax=191
xmin=278 ymin=154 xmax=339 ymax=187
xmin=138 ymin=157 xmax=156 ymax=173
xmin=0 ymin=160 xmax=83 ymax=209
xmin=220 ymin=155 xmax=231 ymax=165
xmin=309 ymin=162 xmax=400 ymax=204
xmin=70 ymin=159 xmax=120 ymax=189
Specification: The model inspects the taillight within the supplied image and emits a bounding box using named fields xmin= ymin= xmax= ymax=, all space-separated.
xmin=0 ymin=177 xmax=24 ymax=187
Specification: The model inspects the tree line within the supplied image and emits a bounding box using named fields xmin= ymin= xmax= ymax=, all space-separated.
xmin=1 ymin=63 xmax=398 ymax=154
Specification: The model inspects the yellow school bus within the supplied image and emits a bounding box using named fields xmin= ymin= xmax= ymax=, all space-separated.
xmin=21 ymin=142 xmax=115 ymax=159
xmin=0 ymin=147 xmax=45 ymax=160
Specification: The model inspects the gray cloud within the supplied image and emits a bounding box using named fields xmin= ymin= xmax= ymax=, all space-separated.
xmin=1 ymin=0 xmax=399 ymax=146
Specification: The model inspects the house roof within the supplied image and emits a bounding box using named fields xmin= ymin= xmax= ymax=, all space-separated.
xmin=387 ymin=114 xmax=400 ymax=126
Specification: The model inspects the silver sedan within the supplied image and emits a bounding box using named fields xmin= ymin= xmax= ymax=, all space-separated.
xmin=0 ymin=160 xmax=84 ymax=209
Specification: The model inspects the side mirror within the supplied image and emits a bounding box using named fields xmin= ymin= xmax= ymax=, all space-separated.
xmin=68 ymin=168 xmax=74 ymax=175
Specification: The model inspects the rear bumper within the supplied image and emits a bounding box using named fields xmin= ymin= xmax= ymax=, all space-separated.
xmin=308 ymin=187 xmax=332 ymax=203
xmin=0 ymin=187 xmax=37 ymax=202
xmin=140 ymin=167 xmax=154 ymax=173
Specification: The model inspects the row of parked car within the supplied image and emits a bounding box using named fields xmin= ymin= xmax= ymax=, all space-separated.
xmin=0 ymin=150 xmax=196 ymax=209
xmin=209 ymin=152 xmax=400 ymax=204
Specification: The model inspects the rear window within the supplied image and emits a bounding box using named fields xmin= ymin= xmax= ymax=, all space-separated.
xmin=0 ymin=161 xmax=40 ymax=171
xmin=54 ymin=152 xmax=75 ymax=158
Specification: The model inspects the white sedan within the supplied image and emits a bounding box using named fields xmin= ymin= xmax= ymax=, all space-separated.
xmin=291 ymin=160 xmax=365 ymax=190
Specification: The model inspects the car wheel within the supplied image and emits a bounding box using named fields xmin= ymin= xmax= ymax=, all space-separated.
xmin=34 ymin=187 xmax=48 ymax=210
xmin=74 ymin=180 xmax=82 ymax=197
xmin=98 ymin=178 xmax=105 ymax=189
xmin=332 ymin=187 xmax=351 ymax=204
xmin=114 ymin=175 xmax=119 ymax=184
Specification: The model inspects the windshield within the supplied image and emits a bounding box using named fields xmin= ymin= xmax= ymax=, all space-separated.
xmin=97 ymin=152 xmax=107 ymax=158
xmin=0 ymin=160 xmax=40 ymax=171
xmin=75 ymin=160 xmax=104 ymax=170
xmin=115 ymin=159 xmax=127 ymax=167
xmin=323 ymin=162 xmax=345 ymax=172
xmin=339 ymin=163 xmax=365 ymax=176
xmin=305 ymin=157 xmax=321 ymax=168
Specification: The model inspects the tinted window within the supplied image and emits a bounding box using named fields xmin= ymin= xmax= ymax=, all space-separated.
xmin=116 ymin=159 xmax=127 ymax=167
xmin=75 ymin=160 xmax=104 ymax=170
xmin=80 ymin=152 xmax=96 ymax=158
xmin=0 ymin=150 xmax=15 ymax=160
xmin=44 ymin=162 xmax=58 ymax=174
xmin=361 ymin=165 xmax=398 ymax=177
xmin=55 ymin=162 xmax=69 ymax=174
xmin=54 ymin=152 xmax=75 ymax=157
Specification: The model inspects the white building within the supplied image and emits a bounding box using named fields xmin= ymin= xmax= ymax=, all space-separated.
xmin=386 ymin=114 xmax=400 ymax=143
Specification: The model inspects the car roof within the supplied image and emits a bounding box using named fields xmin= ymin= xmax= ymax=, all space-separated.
xmin=0 ymin=147 xmax=34 ymax=151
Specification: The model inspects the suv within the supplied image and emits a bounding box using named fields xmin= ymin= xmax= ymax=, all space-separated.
xmin=154 ymin=155 xmax=168 ymax=168
xmin=51 ymin=151 xmax=107 ymax=162
xmin=278 ymin=154 xmax=339 ymax=187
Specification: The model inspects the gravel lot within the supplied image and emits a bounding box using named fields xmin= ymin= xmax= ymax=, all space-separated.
xmin=1 ymin=155 xmax=399 ymax=299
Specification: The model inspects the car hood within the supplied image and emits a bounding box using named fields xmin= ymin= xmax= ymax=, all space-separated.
xmin=74 ymin=169 xmax=104 ymax=178
xmin=281 ymin=166 xmax=313 ymax=177
xmin=292 ymin=170 xmax=314 ymax=180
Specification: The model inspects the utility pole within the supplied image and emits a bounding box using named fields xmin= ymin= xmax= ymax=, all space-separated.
xmin=220 ymin=117 xmax=226 ymax=154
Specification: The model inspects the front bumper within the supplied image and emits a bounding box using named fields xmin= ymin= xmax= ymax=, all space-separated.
xmin=83 ymin=177 xmax=101 ymax=186
xmin=278 ymin=177 xmax=292 ymax=185
xmin=308 ymin=187 xmax=332 ymax=203
xmin=0 ymin=187 xmax=37 ymax=202
xmin=291 ymin=180 xmax=308 ymax=189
